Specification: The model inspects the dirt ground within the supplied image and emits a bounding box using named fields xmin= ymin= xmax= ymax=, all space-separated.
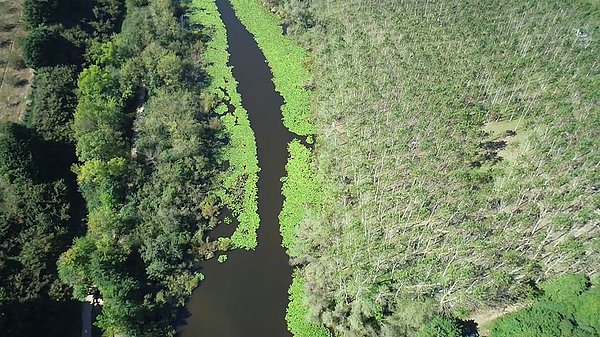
xmin=0 ymin=0 xmax=32 ymax=123
xmin=468 ymin=302 xmax=528 ymax=336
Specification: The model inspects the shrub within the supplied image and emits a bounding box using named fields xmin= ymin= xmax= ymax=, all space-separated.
xmin=23 ymin=0 xmax=58 ymax=27
xmin=22 ymin=26 xmax=59 ymax=69
xmin=417 ymin=316 xmax=462 ymax=337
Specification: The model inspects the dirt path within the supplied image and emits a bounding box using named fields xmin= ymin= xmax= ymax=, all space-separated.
xmin=468 ymin=303 xmax=527 ymax=336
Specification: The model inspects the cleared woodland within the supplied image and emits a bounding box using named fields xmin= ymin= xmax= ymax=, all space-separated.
xmin=275 ymin=0 xmax=599 ymax=335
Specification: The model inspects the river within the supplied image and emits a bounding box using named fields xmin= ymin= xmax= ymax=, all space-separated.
xmin=177 ymin=0 xmax=294 ymax=336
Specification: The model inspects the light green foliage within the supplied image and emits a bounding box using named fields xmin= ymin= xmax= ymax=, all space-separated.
xmin=188 ymin=0 xmax=260 ymax=249
xmin=287 ymin=272 xmax=332 ymax=337
xmin=218 ymin=254 xmax=228 ymax=263
xmin=279 ymin=140 xmax=319 ymax=255
xmin=229 ymin=0 xmax=314 ymax=135
xmin=277 ymin=0 xmax=600 ymax=335
xmin=490 ymin=274 xmax=600 ymax=337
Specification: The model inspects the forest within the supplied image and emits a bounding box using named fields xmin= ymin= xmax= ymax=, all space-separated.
xmin=0 ymin=0 xmax=124 ymax=335
xmin=0 ymin=0 xmax=598 ymax=336
xmin=0 ymin=0 xmax=243 ymax=335
xmin=272 ymin=0 xmax=599 ymax=336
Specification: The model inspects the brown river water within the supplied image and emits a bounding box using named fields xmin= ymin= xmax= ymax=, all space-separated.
xmin=177 ymin=0 xmax=294 ymax=336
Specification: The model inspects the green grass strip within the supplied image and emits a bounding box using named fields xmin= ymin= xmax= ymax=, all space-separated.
xmin=228 ymin=0 xmax=314 ymax=136
xmin=188 ymin=0 xmax=260 ymax=249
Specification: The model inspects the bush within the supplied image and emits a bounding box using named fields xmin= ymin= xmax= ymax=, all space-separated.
xmin=22 ymin=26 xmax=60 ymax=69
xmin=490 ymin=274 xmax=600 ymax=337
xmin=417 ymin=316 xmax=462 ymax=337
xmin=23 ymin=0 xmax=58 ymax=27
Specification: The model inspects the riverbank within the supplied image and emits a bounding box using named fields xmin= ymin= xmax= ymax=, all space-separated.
xmin=225 ymin=1 xmax=330 ymax=336
xmin=179 ymin=0 xmax=293 ymax=335
xmin=188 ymin=0 xmax=260 ymax=250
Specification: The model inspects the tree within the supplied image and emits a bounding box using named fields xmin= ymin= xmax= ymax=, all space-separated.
xmin=22 ymin=26 xmax=60 ymax=69
xmin=23 ymin=0 xmax=58 ymax=27
xmin=24 ymin=66 xmax=78 ymax=143
xmin=491 ymin=274 xmax=600 ymax=337
xmin=0 ymin=123 xmax=36 ymax=182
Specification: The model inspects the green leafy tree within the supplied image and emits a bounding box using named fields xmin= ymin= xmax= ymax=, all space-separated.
xmin=23 ymin=0 xmax=58 ymax=27
xmin=22 ymin=26 xmax=60 ymax=69
xmin=491 ymin=274 xmax=600 ymax=337
xmin=24 ymin=66 xmax=78 ymax=142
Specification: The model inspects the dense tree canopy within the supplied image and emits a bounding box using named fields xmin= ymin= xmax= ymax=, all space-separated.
xmin=24 ymin=66 xmax=78 ymax=143
xmin=58 ymin=0 xmax=223 ymax=335
xmin=274 ymin=0 xmax=600 ymax=335
xmin=0 ymin=0 xmax=127 ymax=335
xmin=491 ymin=274 xmax=600 ymax=337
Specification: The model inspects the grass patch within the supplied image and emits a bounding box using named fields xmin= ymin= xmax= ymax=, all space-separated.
xmin=0 ymin=0 xmax=32 ymax=122
xmin=287 ymin=271 xmax=332 ymax=337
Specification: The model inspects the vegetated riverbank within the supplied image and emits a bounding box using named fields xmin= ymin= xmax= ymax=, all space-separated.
xmin=178 ymin=0 xmax=292 ymax=335
xmin=226 ymin=0 xmax=330 ymax=336
xmin=187 ymin=0 xmax=260 ymax=251
xmin=270 ymin=0 xmax=600 ymax=336
xmin=57 ymin=0 xmax=241 ymax=334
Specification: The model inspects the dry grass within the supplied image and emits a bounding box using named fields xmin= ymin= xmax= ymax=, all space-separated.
xmin=0 ymin=0 xmax=32 ymax=123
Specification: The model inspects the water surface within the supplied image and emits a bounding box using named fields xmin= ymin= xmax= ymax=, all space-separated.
xmin=178 ymin=0 xmax=293 ymax=336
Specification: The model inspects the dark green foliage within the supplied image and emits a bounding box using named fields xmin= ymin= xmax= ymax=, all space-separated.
xmin=417 ymin=316 xmax=462 ymax=337
xmin=23 ymin=0 xmax=58 ymax=27
xmin=491 ymin=274 xmax=600 ymax=337
xmin=0 ymin=123 xmax=36 ymax=182
xmin=24 ymin=66 xmax=78 ymax=143
xmin=0 ymin=122 xmax=80 ymax=337
xmin=22 ymin=26 xmax=60 ymax=69
xmin=0 ymin=0 xmax=126 ymax=335
xmin=91 ymin=0 xmax=126 ymax=37
xmin=0 ymin=298 xmax=81 ymax=337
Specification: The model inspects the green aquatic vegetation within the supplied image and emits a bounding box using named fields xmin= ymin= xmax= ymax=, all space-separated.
xmin=217 ymin=254 xmax=228 ymax=263
xmin=225 ymin=1 xmax=329 ymax=334
xmin=287 ymin=272 xmax=332 ymax=337
xmin=277 ymin=73 xmax=330 ymax=337
xmin=279 ymin=140 xmax=320 ymax=255
xmin=188 ymin=0 xmax=260 ymax=249
xmin=229 ymin=0 xmax=314 ymax=136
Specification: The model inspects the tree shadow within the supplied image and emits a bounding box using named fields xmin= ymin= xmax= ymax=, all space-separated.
xmin=0 ymin=298 xmax=81 ymax=337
